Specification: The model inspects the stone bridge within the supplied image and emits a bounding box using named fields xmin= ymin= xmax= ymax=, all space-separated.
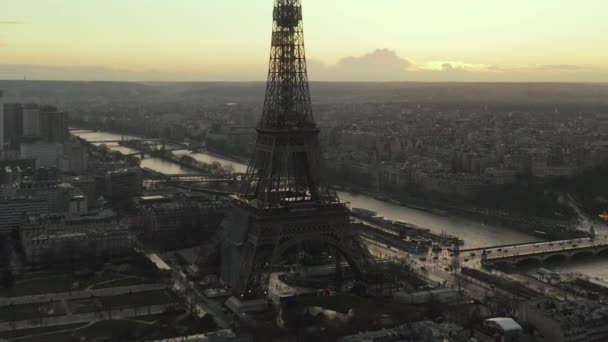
xmin=463 ymin=238 xmax=608 ymax=266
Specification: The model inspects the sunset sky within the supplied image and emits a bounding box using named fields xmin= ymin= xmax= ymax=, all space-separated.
xmin=1 ymin=0 xmax=607 ymax=82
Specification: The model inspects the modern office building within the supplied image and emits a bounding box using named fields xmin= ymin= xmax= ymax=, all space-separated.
xmin=22 ymin=104 xmax=41 ymax=139
xmin=40 ymin=107 xmax=68 ymax=144
xmin=20 ymin=143 xmax=64 ymax=168
xmin=64 ymin=139 xmax=88 ymax=173
xmin=104 ymin=168 xmax=142 ymax=201
xmin=0 ymin=91 xmax=4 ymax=151
xmin=3 ymin=103 xmax=24 ymax=150
xmin=0 ymin=197 xmax=48 ymax=234
xmin=16 ymin=181 xmax=81 ymax=214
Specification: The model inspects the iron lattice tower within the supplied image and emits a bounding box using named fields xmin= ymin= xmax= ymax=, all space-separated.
xmin=230 ymin=0 xmax=373 ymax=299
xmin=239 ymin=0 xmax=329 ymax=208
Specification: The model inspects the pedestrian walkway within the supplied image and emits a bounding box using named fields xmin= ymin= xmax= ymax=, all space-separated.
xmin=0 ymin=283 xmax=168 ymax=307
xmin=0 ymin=303 xmax=174 ymax=332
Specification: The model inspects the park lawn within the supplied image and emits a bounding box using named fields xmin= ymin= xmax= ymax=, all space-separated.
xmin=12 ymin=320 xmax=150 ymax=342
xmin=0 ymin=274 xmax=73 ymax=298
xmin=0 ymin=272 xmax=119 ymax=298
xmin=68 ymin=297 xmax=102 ymax=315
xmin=98 ymin=290 xmax=178 ymax=310
xmin=91 ymin=277 xmax=153 ymax=290
xmin=0 ymin=301 xmax=66 ymax=322
xmin=0 ymin=256 xmax=162 ymax=298
xmin=133 ymin=308 xmax=187 ymax=323
xmin=0 ymin=323 xmax=87 ymax=340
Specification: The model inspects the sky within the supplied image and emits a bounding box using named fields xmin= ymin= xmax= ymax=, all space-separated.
xmin=1 ymin=0 xmax=608 ymax=82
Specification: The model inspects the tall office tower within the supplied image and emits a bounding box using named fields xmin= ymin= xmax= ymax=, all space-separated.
xmin=3 ymin=103 xmax=24 ymax=150
xmin=40 ymin=106 xmax=69 ymax=144
xmin=224 ymin=0 xmax=372 ymax=301
xmin=22 ymin=104 xmax=41 ymax=139
xmin=0 ymin=91 xmax=4 ymax=151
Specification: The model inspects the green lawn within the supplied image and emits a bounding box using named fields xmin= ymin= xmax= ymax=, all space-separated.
xmin=0 ymin=275 xmax=74 ymax=298
xmin=67 ymin=289 xmax=178 ymax=315
xmin=91 ymin=277 xmax=152 ymax=290
xmin=0 ymin=323 xmax=87 ymax=340
xmin=68 ymin=297 xmax=102 ymax=315
xmin=0 ymin=301 xmax=66 ymax=322
xmin=133 ymin=308 xmax=187 ymax=323
xmin=0 ymin=256 xmax=162 ymax=298
xmin=8 ymin=320 xmax=151 ymax=342
xmin=97 ymin=290 xmax=178 ymax=310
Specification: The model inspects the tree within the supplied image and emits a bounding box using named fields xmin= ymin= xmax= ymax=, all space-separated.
xmin=0 ymin=269 xmax=15 ymax=289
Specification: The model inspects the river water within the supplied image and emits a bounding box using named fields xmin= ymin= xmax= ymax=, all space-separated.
xmin=74 ymin=129 xmax=608 ymax=280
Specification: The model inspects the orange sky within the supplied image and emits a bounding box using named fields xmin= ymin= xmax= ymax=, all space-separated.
xmin=1 ymin=0 xmax=607 ymax=82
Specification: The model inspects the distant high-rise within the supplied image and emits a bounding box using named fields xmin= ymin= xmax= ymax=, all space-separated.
xmin=3 ymin=103 xmax=24 ymax=150
xmin=0 ymin=91 xmax=4 ymax=151
xmin=22 ymin=104 xmax=41 ymax=139
xmin=40 ymin=107 xmax=68 ymax=144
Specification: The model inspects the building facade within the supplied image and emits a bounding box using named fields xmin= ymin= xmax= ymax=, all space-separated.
xmin=0 ymin=197 xmax=48 ymax=234
xmin=104 ymin=168 xmax=142 ymax=201
xmin=20 ymin=143 xmax=64 ymax=168
xmin=518 ymin=299 xmax=608 ymax=342
xmin=3 ymin=103 xmax=24 ymax=150
xmin=22 ymin=104 xmax=40 ymax=139
xmin=20 ymin=212 xmax=131 ymax=263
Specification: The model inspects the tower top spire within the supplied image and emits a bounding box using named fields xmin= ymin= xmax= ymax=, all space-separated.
xmin=259 ymin=0 xmax=314 ymax=130
xmin=239 ymin=0 xmax=335 ymax=209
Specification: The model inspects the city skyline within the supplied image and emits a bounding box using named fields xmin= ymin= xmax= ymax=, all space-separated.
xmin=1 ymin=0 xmax=608 ymax=82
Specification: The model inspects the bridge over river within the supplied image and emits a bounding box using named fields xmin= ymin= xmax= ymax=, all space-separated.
xmin=460 ymin=237 xmax=608 ymax=267
xmin=142 ymin=168 xmax=243 ymax=184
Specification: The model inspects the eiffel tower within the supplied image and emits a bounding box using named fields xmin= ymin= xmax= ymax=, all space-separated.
xmin=226 ymin=0 xmax=373 ymax=300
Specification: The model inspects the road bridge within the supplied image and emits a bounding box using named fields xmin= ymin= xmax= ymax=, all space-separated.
xmin=144 ymin=173 xmax=243 ymax=184
xmin=124 ymin=147 xmax=187 ymax=157
xmin=86 ymin=139 xmax=163 ymax=144
xmin=462 ymin=238 xmax=608 ymax=266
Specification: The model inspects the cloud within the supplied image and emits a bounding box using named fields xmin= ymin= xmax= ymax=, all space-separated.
xmin=489 ymin=64 xmax=585 ymax=73
xmin=309 ymin=49 xmax=414 ymax=81
xmin=536 ymin=64 xmax=582 ymax=71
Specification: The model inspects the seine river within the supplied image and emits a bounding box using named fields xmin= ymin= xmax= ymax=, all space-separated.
xmin=74 ymin=130 xmax=608 ymax=280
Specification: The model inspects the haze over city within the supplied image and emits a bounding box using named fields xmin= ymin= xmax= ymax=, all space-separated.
xmin=1 ymin=0 xmax=608 ymax=82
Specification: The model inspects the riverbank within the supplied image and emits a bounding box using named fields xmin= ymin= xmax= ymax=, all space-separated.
xmin=73 ymin=128 xmax=547 ymax=248
xmin=339 ymin=186 xmax=586 ymax=241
